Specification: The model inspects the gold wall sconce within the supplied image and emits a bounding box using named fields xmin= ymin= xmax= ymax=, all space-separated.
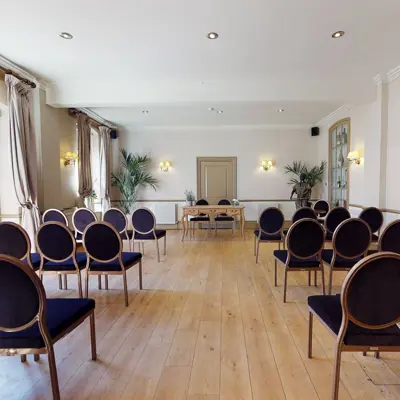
xmin=260 ymin=160 xmax=273 ymax=171
xmin=159 ymin=161 xmax=172 ymax=172
xmin=64 ymin=152 xmax=78 ymax=166
xmin=347 ymin=151 xmax=361 ymax=165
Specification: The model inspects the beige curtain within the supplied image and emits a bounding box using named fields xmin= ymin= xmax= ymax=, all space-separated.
xmin=99 ymin=126 xmax=112 ymax=213
xmin=77 ymin=114 xmax=92 ymax=207
xmin=5 ymin=74 xmax=40 ymax=249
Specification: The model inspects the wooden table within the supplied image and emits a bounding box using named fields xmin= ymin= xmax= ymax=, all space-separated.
xmin=181 ymin=205 xmax=245 ymax=241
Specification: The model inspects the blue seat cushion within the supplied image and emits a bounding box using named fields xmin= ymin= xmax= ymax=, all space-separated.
xmin=90 ymin=252 xmax=142 ymax=271
xmin=75 ymin=232 xmax=83 ymax=241
xmin=120 ymin=230 xmax=134 ymax=240
xmin=321 ymin=249 xmax=362 ymax=268
xmin=0 ymin=298 xmax=95 ymax=349
xmin=215 ymin=216 xmax=234 ymax=222
xmin=190 ymin=216 xmax=210 ymax=222
xmin=134 ymin=230 xmax=166 ymax=240
xmin=23 ymin=253 xmax=41 ymax=270
xmin=274 ymin=250 xmax=320 ymax=267
xmin=308 ymin=295 xmax=400 ymax=346
xmin=254 ymin=230 xmax=282 ymax=241
xmin=42 ymin=252 xmax=88 ymax=271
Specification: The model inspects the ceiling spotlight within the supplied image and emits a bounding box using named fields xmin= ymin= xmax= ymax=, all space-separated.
xmin=278 ymin=109 xmax=284 ymax=112
xmin=208 ymin=107 xmax=215 ymax=112
xmin=217 ymin=110 xmax=223 ymax=114
xmin=59 ymin=32 xmax=73 ymax=40
xmin=142 ymin=110 xmax=149 ymax=114
xmin=207 ymin=32 xmax=219 ymax=40
xmin=332 ymin=31 xmax=345 ymax=38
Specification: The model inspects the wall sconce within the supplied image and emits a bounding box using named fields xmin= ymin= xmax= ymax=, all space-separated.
xmin=260 ymin=160 xmax=273 ymax=171
xmin=159 ymin=161 xmax=172 ymax=172
xmin=64 ymin=152 xmax=78 ymax=167
xmin=347 ymin=151 xmax=361 ymax=165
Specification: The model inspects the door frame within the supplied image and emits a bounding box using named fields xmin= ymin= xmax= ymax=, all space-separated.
xmin=196 ymin=157 xmax=238 ymax=201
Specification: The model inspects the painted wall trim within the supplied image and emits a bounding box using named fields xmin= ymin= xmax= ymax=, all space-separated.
xmin=316 ymin=104 xmax=354 ymax=127
xmin=350 ymin=203 xmax=400 ymax=215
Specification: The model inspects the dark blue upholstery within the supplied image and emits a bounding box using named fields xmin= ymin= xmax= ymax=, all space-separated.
xmin=287 ymin=220 xmax=324 ymax=258
xmin=334 ymin=219 xmax=371 ymax=258
xmin=0 ymin=298 xmax=95 ymax=349
xmin=23 ymin=253 xmax=41 ymax=270
xmin=259 ymin=208 xmax=284 ymax=234
xmin=37 ymin=223 xmax=75 ymax=261
xmin=90 ymin=252 xmax=142 ymax=271
xmin=75 ymin=232 xmax=83 ymax=240
xmin=216 ymin=199 xmax=232 ymax=218
xmin=0 ymin=223 xmax=29 ymax=259
xmin=190 ymin=216 xmax=210 ymax=222
xmin=359 ymin=207 xmax=384 ymax=234
xmin=84 ymin=223 xmax=120 ymax=261
xmin=321 ymin=249 xmax=362 ymax=268
xmin=274 ymin=250 xmax=320 ymax=267
xmin=215 ymin=216 xmax=234 ymax=221
xmin=325 ymin=232 xmax=333 ymax=241
xmin=134 ymin=229 xmax=166 ymax=240
xmin=254 ymin=230 xmax=281 ymax=241
xmin=132 ymin=208 xmax=155 ymax=233
xmin=42 ymin=253 xmax=88 ymax=271
xmin=308 ymin=295 xmax=400 ymax=346
xmin=73 ymin=209 xmax=96 ymax=233
xmin=43 ymin=210 xmax=67 ymax=225
xmin=194 ymin=199 xmax=209 ymax=217
xmin=120 ymin=230 xmax=134 ymax=240
xmin=103 ymin=209 xmax=127 ymax=233
xmin=314 ymin=200 xmax=329 ymax=217
xmin=292 ymin=207 xmax=317 ymax=222
xmin=325 ymin=207 xmax=351 ymax=234
xmin=380 ymin=221 xmax=400 ymax=253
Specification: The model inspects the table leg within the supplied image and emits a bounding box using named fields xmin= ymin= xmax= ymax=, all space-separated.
xmin=181 ymin=213 xmax=186 ymax=241
xmin=240 ymin=210 xmax=245 ymax=239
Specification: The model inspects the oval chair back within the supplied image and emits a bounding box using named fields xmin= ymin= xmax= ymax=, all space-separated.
xmin=359 ymin=207 xmax=384 ymax=235
xmin=333 ymin=218 xmax=371 ymax=260
xmin=196 ymin=199 xmax=209 ymax=216
xmin=42 ymin=209 xmax=68 ymax=226
xmin=259 ymin=207 xmax=285 ymax=235
xmin=292 ymin=207 xmax=317 ymax=223
xmin=313 ymin=200 xmax=330 ymax=217
xmin=0 ymin=222 xmax=31 ymax=261
xmin=286 ymin=218 xmax=325 ymax=260
xmin=325 ymin=207 xmax=351 ymax=235
xmin=83 ymin=222 xmax=122 ymax=264
xmin=72 ymin=208 xmax=97 ymax=237
xmin=36 ymin=222 xmax=77 ymax=264
xmin=103 ymin=208 xmax=128 ymax=234
xmin=379 ymin=220 xmax=400 ymax=253
xmin=131 ymin=208 xmax=156 ymax=235
xmin=217 ymin=199 xmax=231 ymax=216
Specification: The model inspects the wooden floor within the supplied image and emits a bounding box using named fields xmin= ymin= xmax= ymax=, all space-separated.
xmin=2 ymin=230 xmax=400 ymax=400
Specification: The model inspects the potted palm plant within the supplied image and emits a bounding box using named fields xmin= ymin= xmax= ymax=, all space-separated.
xmin=111 ymin=149 xmax=158 ymax=214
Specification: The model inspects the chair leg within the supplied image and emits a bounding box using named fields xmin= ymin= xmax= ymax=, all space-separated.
xmin=142 ymin=241 xmax=145 ymax=255
xmin=34 ymin=354 xmax=40 ymax=362
xmin=278 ymin=241 xmax=281 ymax=250
xmin=85 ymin=272 xmax=89 ymax=298
xmin=308 ymin=271 xmax=311 ymax=286
xmin=105 ymin=275 xmax=109 ymax=290
xmin=139 ymin=260 xmax=143 ymax=290
xmin=128 ymin=239 xmax=132 ymax=252
xmin=308 ymin=312 xmax=313 ymax=358
xmin=283 ymin=268 xmax=288 ymax=303
xmin=98 ymin=275 xmax=102 ymax=290
xmin=156 ymin=239 xmax=160 ymax=262
xmin=328 ymin=267 xmax=334 ymax=295
xmin=362 ymin=351 xmax=367 ymax=356
xmin=320 ymin=264 xmax=326 ymax=295
xmin=90 ymin=312 xmax=97 ymax=361
xmin=314 ymin=270 xmax=317 ymax=287
xmin=132 ymin=239 xmax=135 ymax=252
xmin=164 ymin=235 xmax=167 ymax=256
xmin=123 ymin=271 xmax=129 ymax=307
xmin=215 ymin=221 xmax=217 ymax=237
xmin=254 ymin=236 xmax=256 ymax=256
xmin=256 ymin=240 xmax=260 ymax=264
xmin=58 ymin=274 xmax=62 ymax=290
xmin=375 ymin=351 xmax=380 ymax=359
xmin=20 ymin=354 xmax=26 ymax=363
xmin=77 ymin=272 xmax=83 ymax=298
xmin=332 ymin=343 xmax=343 ymax=400
xmin=63 ymin=275 xmax=68 ymax=290
xmin=274 ymin=259 xmax=277 ymax=287
xmin=47 ymin=345 xmax=61 ymax=400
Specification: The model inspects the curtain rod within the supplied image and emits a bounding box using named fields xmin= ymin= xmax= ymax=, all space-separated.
xmin=0 ymin=66 xmax=36 ymax=89
xmin=68 ymin=108 xmax=114 ymax=130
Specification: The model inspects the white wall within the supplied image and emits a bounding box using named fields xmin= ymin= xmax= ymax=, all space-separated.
xmin=114 ymin=127 xmax=322 ymax=202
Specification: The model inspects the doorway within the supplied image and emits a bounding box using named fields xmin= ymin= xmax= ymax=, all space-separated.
xmin=196 ymin=157 xmax=237 ymax=204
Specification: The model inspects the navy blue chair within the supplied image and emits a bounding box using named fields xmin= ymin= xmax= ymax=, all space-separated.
xmin=83 ymin=222 xmax=143 ymax=306
xmin=72 ymin=208 xmax=97 ymax=243
xmin=103 ymin=207 xmax=133 ymax=251
xmin=0 ymin=221 xmax=41 ymax=271
xmin=308 ymin=252 xmax=400 ymax=400
xmin=131 ymin=208 xmax=166 ymax=262
xmin=378 ymin=220 xmax=400 ymax=253
xmin=42 ymin=208 xmax=69 ymax=226
xmin=322 ymin=218 xmax=371 ymax=295
xmin=359 ymin=207 xmax=384 ymax=242
xmin=214 ymin=199 xmax=235 ymax=236
xmin=283 ymin=207 xmax=317 ymax=239
xmin=313 ymin=200 xmax=330 ymax=223
xmin=36 ymin=222 xmax=87 ymax=297
xmin=324 ymin=207 xmax=351 ymax=241
xmin=254 ymin=207 xmax=284 ymax=263
xmin=274 ymin=218 xmax=325 ymax=302
xmin=190 ymin=199 xmax=211 ymax=237
xmin=0 ymin=255 xmax=96 ymax=400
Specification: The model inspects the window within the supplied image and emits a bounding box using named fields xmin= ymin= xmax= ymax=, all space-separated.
xmin=88 ymin=128 xmax=101 ymax=210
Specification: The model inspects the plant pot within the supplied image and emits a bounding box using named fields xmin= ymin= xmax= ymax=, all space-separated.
xmin=185 ymin=200 xmax=192 ymax=206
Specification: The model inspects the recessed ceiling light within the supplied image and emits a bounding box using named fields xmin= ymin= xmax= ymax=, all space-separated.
xmin=142 ymin=110 xmax=149 ymax=114
xmin=217 ymin=110 xmax=223 ymax=114
xmin=207 ymin=32 xmax=219 ymax=40
xmin=59 ymin=32 xmax=73 ymax=40
xmin=332 ymin=31 xmax=345 ymax=38
xmin=278 ymin=109 xmax=284 ymax=112
xmin=208 ymin=107 xmax=215 ymax=112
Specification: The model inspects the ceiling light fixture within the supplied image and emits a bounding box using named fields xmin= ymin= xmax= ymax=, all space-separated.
xmin=217 ymin=110 xmax=223 ymax=114
xmin=207 ymin=32 xmax=219 ymax=40
xmin=208 ymin=107 xmax=223 ymax=115
xmin=208 ymin=107 xmax=215 ymax=112
xmin=278 ymin=109 xmax=284 ymax=112
xmin=142 ymin=110 xmax=149 ymax=114
xmin=332 ymin=31 xmax=345 ymax=38
xmin=59 ymin=32 xmax=73 ymax=40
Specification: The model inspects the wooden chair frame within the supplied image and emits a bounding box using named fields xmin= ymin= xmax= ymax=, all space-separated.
xmin=274 ymin=218 xmax=326 ymax=302
xmin=359 ymin=206 xmax=384 ymax=239
xmin=0 ymin=255 xmax=96 ymax=400
xmin=83 ymin=222 xmax=143 ymax=307
xmin=72 ymin=208 xmax=97 ymax=243
xmin=324 ymin=207 xmax=351 ymax=242
xmin=190 ymin=199 xmax=211 ymax=238
xmin=378 ymin=220 xmax=400 ymax=252
xmin=42 ymin=208 xmax=69 ymax=227
xmin=36 ymin=222 xmax=84 ymax=297
xmin=214 ymin=199 xmax=235 ymax=237
xmin=313 ymin=200 xmax=330 ymax=221
xmin=308 ymin=252 xmax=400 ymax=400
xmin=103 ymin=207 xmax=132 ymax=251
xmin=282 ymin=207 xmax=317 ymax=249
xmin=322 ymin=218 xmax=371 ymax=295
xmin=255 ymin=207 xmax=284 ymax=264
xmin=131 ymin=207 xmax=166 ymax=262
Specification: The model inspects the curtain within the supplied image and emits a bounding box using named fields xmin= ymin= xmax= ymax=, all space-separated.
xmin=77 ymin=113 xmax=92 ymax=207
xmin=5 ymin=74 xmax=40 ymax=249
xmin=99 ymin=126 xmax=112 ymax=213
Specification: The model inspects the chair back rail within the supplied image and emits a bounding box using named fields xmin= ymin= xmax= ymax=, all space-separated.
xmin=103 ymin=208 xmax=128 ymax=234
xmin=0 ymin=222 xmax=31 ymax=261
xmin=325 ymin=207 xmax=351 ymax=235
xmin=258 ymin=207 xmax=285 ymax=236
xmin=292 ymin=207 xmax=317 ymax=222
xmin=72 ymin=208 xmax=97 ymax=235
xmin=131 ymin=207 xmax=157 ymax=235
xmin=42 ymin=209 xmax=68 ymax=226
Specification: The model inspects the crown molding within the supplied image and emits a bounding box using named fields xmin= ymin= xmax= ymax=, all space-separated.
xmin=80 ymin=107 xmax=118 ymax=129
xmin=139 ymin=124 xmax=311 ymax=132
xmin=315 ymin=104 xmax=354 ymax=127
xmin=374 ymin=65 xmax=400 ymax=85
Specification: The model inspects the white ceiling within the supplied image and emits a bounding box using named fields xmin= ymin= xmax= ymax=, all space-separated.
xmin=1 ymin=0 xmax=400 ymax=129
